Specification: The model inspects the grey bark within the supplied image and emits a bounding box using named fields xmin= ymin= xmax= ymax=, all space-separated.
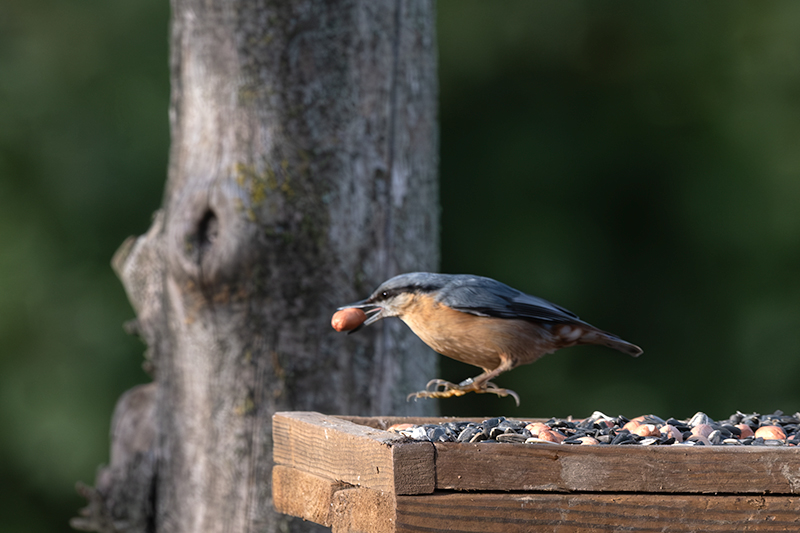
xmin=72 ymin=0 xmax=439 ymax=531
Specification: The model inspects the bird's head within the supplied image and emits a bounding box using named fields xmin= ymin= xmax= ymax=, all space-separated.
xmin=338 ymin=272 xmax=446 ymax=329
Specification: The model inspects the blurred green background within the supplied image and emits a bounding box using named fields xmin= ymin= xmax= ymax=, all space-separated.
xmin=2 ymin=1 xmax=800 ymax=531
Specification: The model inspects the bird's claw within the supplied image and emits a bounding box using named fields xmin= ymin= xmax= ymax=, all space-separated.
xmin=426 ymin=378 xmax=460 ymax=392
xmin=407 ymin=378 xmax=520 ymax=406
xmin=481 ymin=381 xmax=520 ymax=406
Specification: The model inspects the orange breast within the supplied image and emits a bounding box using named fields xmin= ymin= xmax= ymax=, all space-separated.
xmin=398 ymin=294 xmax=558 ymax=371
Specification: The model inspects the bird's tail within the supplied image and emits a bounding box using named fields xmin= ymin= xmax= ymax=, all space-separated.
xmin=553 ymin=323 xmax=642 ymax=357
xmin=581 ymin=328 xmax=642 ymax=357
xmin=551 ymin=322 xmax=642 ymax=357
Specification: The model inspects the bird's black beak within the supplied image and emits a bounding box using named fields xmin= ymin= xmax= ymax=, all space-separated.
xmin=337 ymin=298 xmax=370 ymax=310
xmin=337 ymin=299 xmax=384 ymax=333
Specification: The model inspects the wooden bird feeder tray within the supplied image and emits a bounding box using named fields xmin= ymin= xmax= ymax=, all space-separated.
xmin=272 ymin=411 xmax=800 ymax=532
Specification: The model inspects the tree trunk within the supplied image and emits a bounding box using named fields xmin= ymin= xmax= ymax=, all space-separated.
xmin=72 ymin=1 xmax=438 ymax=531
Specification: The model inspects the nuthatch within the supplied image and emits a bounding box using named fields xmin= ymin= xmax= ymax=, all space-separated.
xmin=338 ymin=272 xmax=642 ymax=405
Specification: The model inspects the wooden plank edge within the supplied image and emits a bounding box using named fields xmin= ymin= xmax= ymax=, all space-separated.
xmin=434 ymin=441 xmax=800 ymax=495
xmin=331 ymin=486 xmax=397 ymax=533
xmin=273 ymin=463 xmax=800 ymax=532
xmin=272 ymin=465 xmax=347 ymax=527
xmin=275 ymin=411 xmax=405 ymax=444
xmin=392 ymin=440 xmax=435 ymax=495
xmin=273 ymin=465 xmax=398 ymax=533
xmin=394 ymin=491 xmax=800 ymax=533
xmin=273 ymin=411 xmax=436 ymax=495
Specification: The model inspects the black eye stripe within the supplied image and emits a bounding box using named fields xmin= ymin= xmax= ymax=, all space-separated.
xmin=374 ymin=284 xmax=438 ymax=301
xmin=370 ymin=288 xmax=403 ymax=302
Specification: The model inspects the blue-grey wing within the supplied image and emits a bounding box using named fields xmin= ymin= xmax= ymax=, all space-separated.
xmin=436 ymin=275 xmax=580 ymax=323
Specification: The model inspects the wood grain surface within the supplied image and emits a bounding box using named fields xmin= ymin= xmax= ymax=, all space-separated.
xmin=394 ymin=492 xmax=800 ymax=532
xmin=272 ymin=465 xmax=346 ymax=527
xmin=273 ymin=462 xmax=800 ymax=532
xmin=273 ymin=413 xmax=800 ymax=532
xmin=273 ymin=411 xmax=435 ymax=495
xmin=435 ymin=441 xmax=800 ymax=494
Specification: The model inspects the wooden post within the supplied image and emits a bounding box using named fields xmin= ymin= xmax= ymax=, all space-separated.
xmin=72 ymin=1 xmax=438 ymax=532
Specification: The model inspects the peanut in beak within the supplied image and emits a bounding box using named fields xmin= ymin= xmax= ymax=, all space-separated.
xmin=331 ymin=308 xmax=367 ymax=332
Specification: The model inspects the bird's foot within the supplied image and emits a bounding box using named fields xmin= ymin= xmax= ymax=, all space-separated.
xmin=407 ymin=378 xmax=520 ymax=406
xmin=479 ymin=381 xmax=520 ymax=406
xmin=405 ymin=379 xmax=467 ymax=400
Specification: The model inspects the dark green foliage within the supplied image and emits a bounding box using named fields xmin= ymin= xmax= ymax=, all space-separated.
xmin=438 ymin=1 xmax=800 ymax=419
xmin=0 ymin=0 xmax=168 ymax=530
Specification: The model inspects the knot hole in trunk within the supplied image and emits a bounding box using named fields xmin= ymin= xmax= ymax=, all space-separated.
xmin=196 ymin=209 xmax=218 ymax=252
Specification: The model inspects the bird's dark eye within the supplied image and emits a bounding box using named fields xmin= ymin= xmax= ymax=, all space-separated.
xmin=381 ymin=291 xmax=388 ymax=298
